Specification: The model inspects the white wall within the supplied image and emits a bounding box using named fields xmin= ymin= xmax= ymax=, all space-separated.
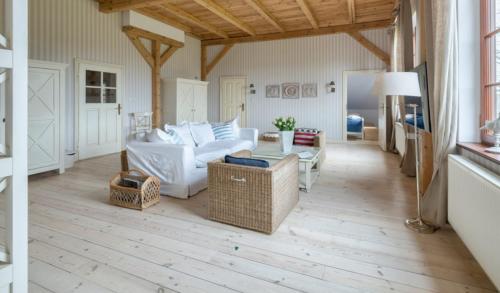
xmin=28 ymin=0 xmax=200 ymax=152
xmin=206 ymin=29 xmax=389 ymax=140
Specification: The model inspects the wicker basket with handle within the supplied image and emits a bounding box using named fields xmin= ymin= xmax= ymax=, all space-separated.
xmin=109 ymin=169 xmax=160 ymax=210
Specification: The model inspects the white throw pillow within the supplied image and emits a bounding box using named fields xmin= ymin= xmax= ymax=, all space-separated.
xmin=189 ymin=122 xmax=215 ymax=147
xmin=165 ymin=123 xmax=196 ymax=147
xmin=146 ymin=128 xmax=171 ymax=143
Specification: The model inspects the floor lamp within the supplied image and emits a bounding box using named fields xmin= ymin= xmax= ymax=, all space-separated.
xmin=372 ymin=72 xmax=436 ymax=234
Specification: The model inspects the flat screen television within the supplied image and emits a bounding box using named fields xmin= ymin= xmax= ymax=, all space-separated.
xmin=405 ymin=62 xmax=432 ymax=132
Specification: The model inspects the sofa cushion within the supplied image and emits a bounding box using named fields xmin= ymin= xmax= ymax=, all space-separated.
xmin=189 ymin=122 xmax=215 ymax=147
xmin=146 ymin=128 xmax=183 ymax=144
xmin=225 ymin=155 xmax=269 ymax=168
xmin=294 ymin=128 xmax=319 ymax=146
xmin=193 ymin=139 xmax=254 ymax=168
xmin=211 ymin=123 xmax=236 ymax=140
xmin=166 ymin=123 xmax=196 ymax=147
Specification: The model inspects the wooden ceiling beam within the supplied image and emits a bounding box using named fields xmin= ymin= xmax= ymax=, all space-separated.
xmin=243 ymin=0 xmax=285 ymax=32
xmin=123 ymin=25 xmax=184 ymax=48
xmin=206 ymin=44 xmax=234 ymax=74
xmin=295 ymin=0 xmax=319 ymax=29
xmin=160 ymin=46 xmax=179 ymax=65
xmin=136 ymin=9 xmax=193 ymax=33
xmin=99 ymin=0 xmax=166 ymax=13
xmin=347 ymin=0 xmax=356 ymax=24
xmin=348 ymin=31 xmax=390 ymax=66
xmin=201 ymin=19 xmax=392 ymax=46
xmin=193 ymin=0 xmax=256 ymax=36
xmin=160 ymin=3 xmax=229 ymax=38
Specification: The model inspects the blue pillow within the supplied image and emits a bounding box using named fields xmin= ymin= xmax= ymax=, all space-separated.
xmin=212 ymin=123 xmax=236 ymax=140
xmin=224 ymin=155 xmax=270 ymax=168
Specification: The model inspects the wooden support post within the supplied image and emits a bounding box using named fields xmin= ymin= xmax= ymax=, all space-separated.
xmin=201 ymin=45 xmax=207 ymax=81
xmin=152 ymin=40 xmax=161 ymax=128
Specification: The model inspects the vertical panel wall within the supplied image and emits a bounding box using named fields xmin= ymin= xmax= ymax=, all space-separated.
xmin=206 ymin=29 xmax=389 ymax=141
xmin=28 ymin=0 xmax=200 ymax=151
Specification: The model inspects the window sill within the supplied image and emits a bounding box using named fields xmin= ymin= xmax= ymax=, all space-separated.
xmin=457 ymin=143 xmax=500 ymax=165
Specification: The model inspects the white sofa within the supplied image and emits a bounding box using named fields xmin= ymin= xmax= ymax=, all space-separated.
xmin=126 ymin=128 xmax=258 ymax=199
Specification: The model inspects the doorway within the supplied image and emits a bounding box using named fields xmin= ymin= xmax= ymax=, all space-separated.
xmin=342 ymin=70 xmax=384 ymax=145
xmin=76 ymin=60 xmax=122 ymax=160
xmin=220 ymin=76 xmax=246 ymax=126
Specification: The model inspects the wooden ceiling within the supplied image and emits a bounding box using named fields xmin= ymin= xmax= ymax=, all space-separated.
xmin=98 ymin=0 xmax=395 ymax=45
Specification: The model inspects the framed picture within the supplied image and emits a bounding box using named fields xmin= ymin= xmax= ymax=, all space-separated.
xmin=302 ymin=83 xmax=317 ymax=98
xmin=266 ymin=85 xmax=280 ymax=98
xmin=282 ymin=83 xmax=300 ymax=99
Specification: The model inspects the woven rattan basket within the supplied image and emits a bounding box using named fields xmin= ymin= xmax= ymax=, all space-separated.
xmin=109 ymin=169 xmax=160 ymax=210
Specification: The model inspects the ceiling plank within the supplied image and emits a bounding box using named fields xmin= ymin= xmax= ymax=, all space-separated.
xmin=135 ymin=9 xmax=193 ymax=33
xmin=124 ymin=32 xmax=154 ymax=67
xmin=295 ymin=0 xmax=319 ymax=29
xmin=160 ymin=46 xmax=179 ymax=65
xmin=348 ymin=31 xmax=390 ymax=65
xmin=201 ymin=19 xmax=391 ymax=46
xmin=206 ymin=44 xmax=234 ymax=74
xmin=347 ymin=0 xmax=356 ymax=24
xmin=123 ymin=25 xmax=184 ymax=48
xmin=192 ymin=0 xmax=256 ymax=36
xmin=99 ymin=0 xmax=166 ymax=13
xmin=243 ymin=0 xmax=285 ymax=32
xmin=160 ymin=3 xmax=229 ymax=38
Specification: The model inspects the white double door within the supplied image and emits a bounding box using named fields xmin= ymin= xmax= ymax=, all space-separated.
xmin=177 ymin=81 xmax=207 ymax=122
xmin=77 ymin=62 xmax=122 ymax=160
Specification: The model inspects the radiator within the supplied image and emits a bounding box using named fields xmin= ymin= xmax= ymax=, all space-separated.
xmin=395 ymin=122 xmax=406 ymax=157
xmin=448 ymin=155 xmax=500 ymax=290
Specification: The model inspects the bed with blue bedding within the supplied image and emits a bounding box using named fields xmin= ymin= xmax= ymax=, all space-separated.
xmin=347 ymin=114 xmax=365 ymax=139
xmin=405 ymin=114 xmax=425 ymax=129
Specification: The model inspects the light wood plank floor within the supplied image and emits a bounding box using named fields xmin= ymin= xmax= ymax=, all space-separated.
xmin=22 ymin=144 xmax=496 ymax=293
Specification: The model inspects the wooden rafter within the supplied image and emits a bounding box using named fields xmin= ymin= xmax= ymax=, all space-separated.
xmin=295 ymin=0 xmax=319 ymax=29
xmin=124 ymin=33 xmax=154 ymax=67
xmin=347 ymin=0 xmax=356 ymax=24
xmin=99 ymin=0 xmax=166 ymax=13
xmin=202 ymin=19 xmax=391 ymax=46
xmin=123 ymin=25 xmax=184 ymax=48
xmin=348 ymin=31 xmax=390 ymax=66
xmin=136 ymin=9 xmax=193 ymax=33
xmin=160 ymin=46 xmax=178 ymax=65
xmin=206 ymin=44 xmax=234 ymax=74
xmin=160 ymin=3 xmax=229 ymax=38
xmin=243 ymin=0 xmax=285 ymax=32
xmin=193 ymin=0 xmax=256 ymax=36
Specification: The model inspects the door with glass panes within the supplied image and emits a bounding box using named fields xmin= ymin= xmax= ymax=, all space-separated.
xmin=77 ymin=62 xmax=122 ymax=159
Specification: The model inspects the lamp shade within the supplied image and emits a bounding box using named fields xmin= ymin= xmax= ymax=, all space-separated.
xmin=372 ymin=72 xmax=421 ymax=97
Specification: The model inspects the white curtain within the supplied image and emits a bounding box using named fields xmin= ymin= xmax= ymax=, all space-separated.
xmin=422 ymin=0 xmax=459 ymax=226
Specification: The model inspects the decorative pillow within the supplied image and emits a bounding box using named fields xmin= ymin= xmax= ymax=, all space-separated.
xmin=212 ymin=123 xmax=236 ymax=141
xmin=189 ymin=122 xmax=215 ymax=147
xmin=165 ymin=123 xmax=196 ymax=147
xmin=146 ymin=128 xmax=171 ymax=143
xmin=212 ymin=115 xmax=240 ymax=139
xmin=224 ymin=155 xmax=269 ymax=168
xmin=294 ymin=128 xmax=320 ymax=146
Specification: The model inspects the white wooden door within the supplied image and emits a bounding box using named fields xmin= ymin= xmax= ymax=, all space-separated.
xmin=78 ymin=62 xmax=122 ymax=160
xmin=378 ymin=94 xmax=387 ymax=151
xmin=193 ymin=83 xmax=207 ymax=122
xmin=28 ymin=67 xmax=60 ymax=173
xmin=177 ymin=81 xmax=194 ymax=122
xmin=220 ymin=77 xmax=246 ymax=127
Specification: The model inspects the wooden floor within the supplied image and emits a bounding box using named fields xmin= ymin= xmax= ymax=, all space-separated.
xmin=21 ymin=144 xmax=496 ymax=293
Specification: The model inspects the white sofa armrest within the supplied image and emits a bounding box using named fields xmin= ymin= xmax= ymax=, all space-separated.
xmin=126 ymin=142 xmax=196 ymax=185
xmin=239 ymin=128 xmax=259 ymax=149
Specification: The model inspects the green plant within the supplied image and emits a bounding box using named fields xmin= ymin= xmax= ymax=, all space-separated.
xmin=272 ymin=116 xmax=296 ymax=131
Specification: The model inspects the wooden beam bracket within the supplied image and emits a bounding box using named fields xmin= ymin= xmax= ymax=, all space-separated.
xmin=123 ymin=26 xmax=184 ymax=48
xmin=348 ymin=31 xmax=390 ymax=66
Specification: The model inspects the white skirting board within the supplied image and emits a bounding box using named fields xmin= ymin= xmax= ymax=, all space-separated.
xmin=448 ymin=155 xmax=500 ymax=290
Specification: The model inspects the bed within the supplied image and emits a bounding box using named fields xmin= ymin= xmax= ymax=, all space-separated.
xmin=347 ymin=114 xmax=365 ymax=139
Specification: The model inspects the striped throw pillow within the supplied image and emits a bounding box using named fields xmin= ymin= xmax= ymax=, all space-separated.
xmin=212 ymin=123 xmax=236 ymax=140
xmin=165 ymin=129 xmax=184 ymax=144
xmin=294 ymin=128 xmax=319 ymax=146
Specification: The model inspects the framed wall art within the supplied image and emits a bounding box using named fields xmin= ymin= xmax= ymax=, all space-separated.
xmin=282 ymin=83 xmax=300 ymax=99
xmin=302 ymin=83 xmax=318 ymax=98
xmin=266 ymin=85 xmax=280 ymax=98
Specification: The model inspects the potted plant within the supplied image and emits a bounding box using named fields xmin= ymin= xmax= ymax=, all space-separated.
xmin=273 ymin=116 xmax=296 ymax=154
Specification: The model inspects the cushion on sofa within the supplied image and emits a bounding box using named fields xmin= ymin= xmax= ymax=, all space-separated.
xmin=146 ymin=128 xmax=183 ymax=144
xmin=225 ymin=155 xmax=269 ymax=168
xmin=211 ymin=123 xmax=236 ymax=140
xmin=294 ymin=128 xmax=319 ymax=146
xmin=165 ymin=123 xmax=196 ymax=147
xmin=189 ymin=122 xmax=215 ymax=147
xmin=212 ymin=116 xmax=240 ymax=138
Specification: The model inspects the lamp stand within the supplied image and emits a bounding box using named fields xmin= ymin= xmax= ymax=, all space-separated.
xmin=405 ymin=104 xmax=436 ymax=234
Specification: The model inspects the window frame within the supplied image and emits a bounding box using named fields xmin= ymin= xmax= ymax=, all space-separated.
xmin=480 ymin=0 xmax=499 ymax=143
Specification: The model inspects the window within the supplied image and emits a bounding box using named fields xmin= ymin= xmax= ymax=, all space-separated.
xmin=85 ymin=70 xmax=117 ymax=104
xmin=481 ymin=0 xmax=500 ymax=141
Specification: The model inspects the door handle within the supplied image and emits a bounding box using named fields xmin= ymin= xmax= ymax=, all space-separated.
xmin=230 ymin=176 xmax=246 ymax=183
xmin=116 ymin=103 xmax=121 ymax=115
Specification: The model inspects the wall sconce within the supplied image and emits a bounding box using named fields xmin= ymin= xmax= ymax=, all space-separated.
xmin=249 ymin=83 xmax=256 ymax=94
xmin=327 ymin=81 xmax=336 ymax=93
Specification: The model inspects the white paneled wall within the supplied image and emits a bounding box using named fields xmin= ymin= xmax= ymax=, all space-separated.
xmin=206 ymin=29 xmax=389 ymax=140
xmin=28 ymin=0 xmax=200 ymax=151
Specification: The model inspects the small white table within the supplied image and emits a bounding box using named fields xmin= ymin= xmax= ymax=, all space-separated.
xmin=252 ymin=144 xmax=320 ymax=192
